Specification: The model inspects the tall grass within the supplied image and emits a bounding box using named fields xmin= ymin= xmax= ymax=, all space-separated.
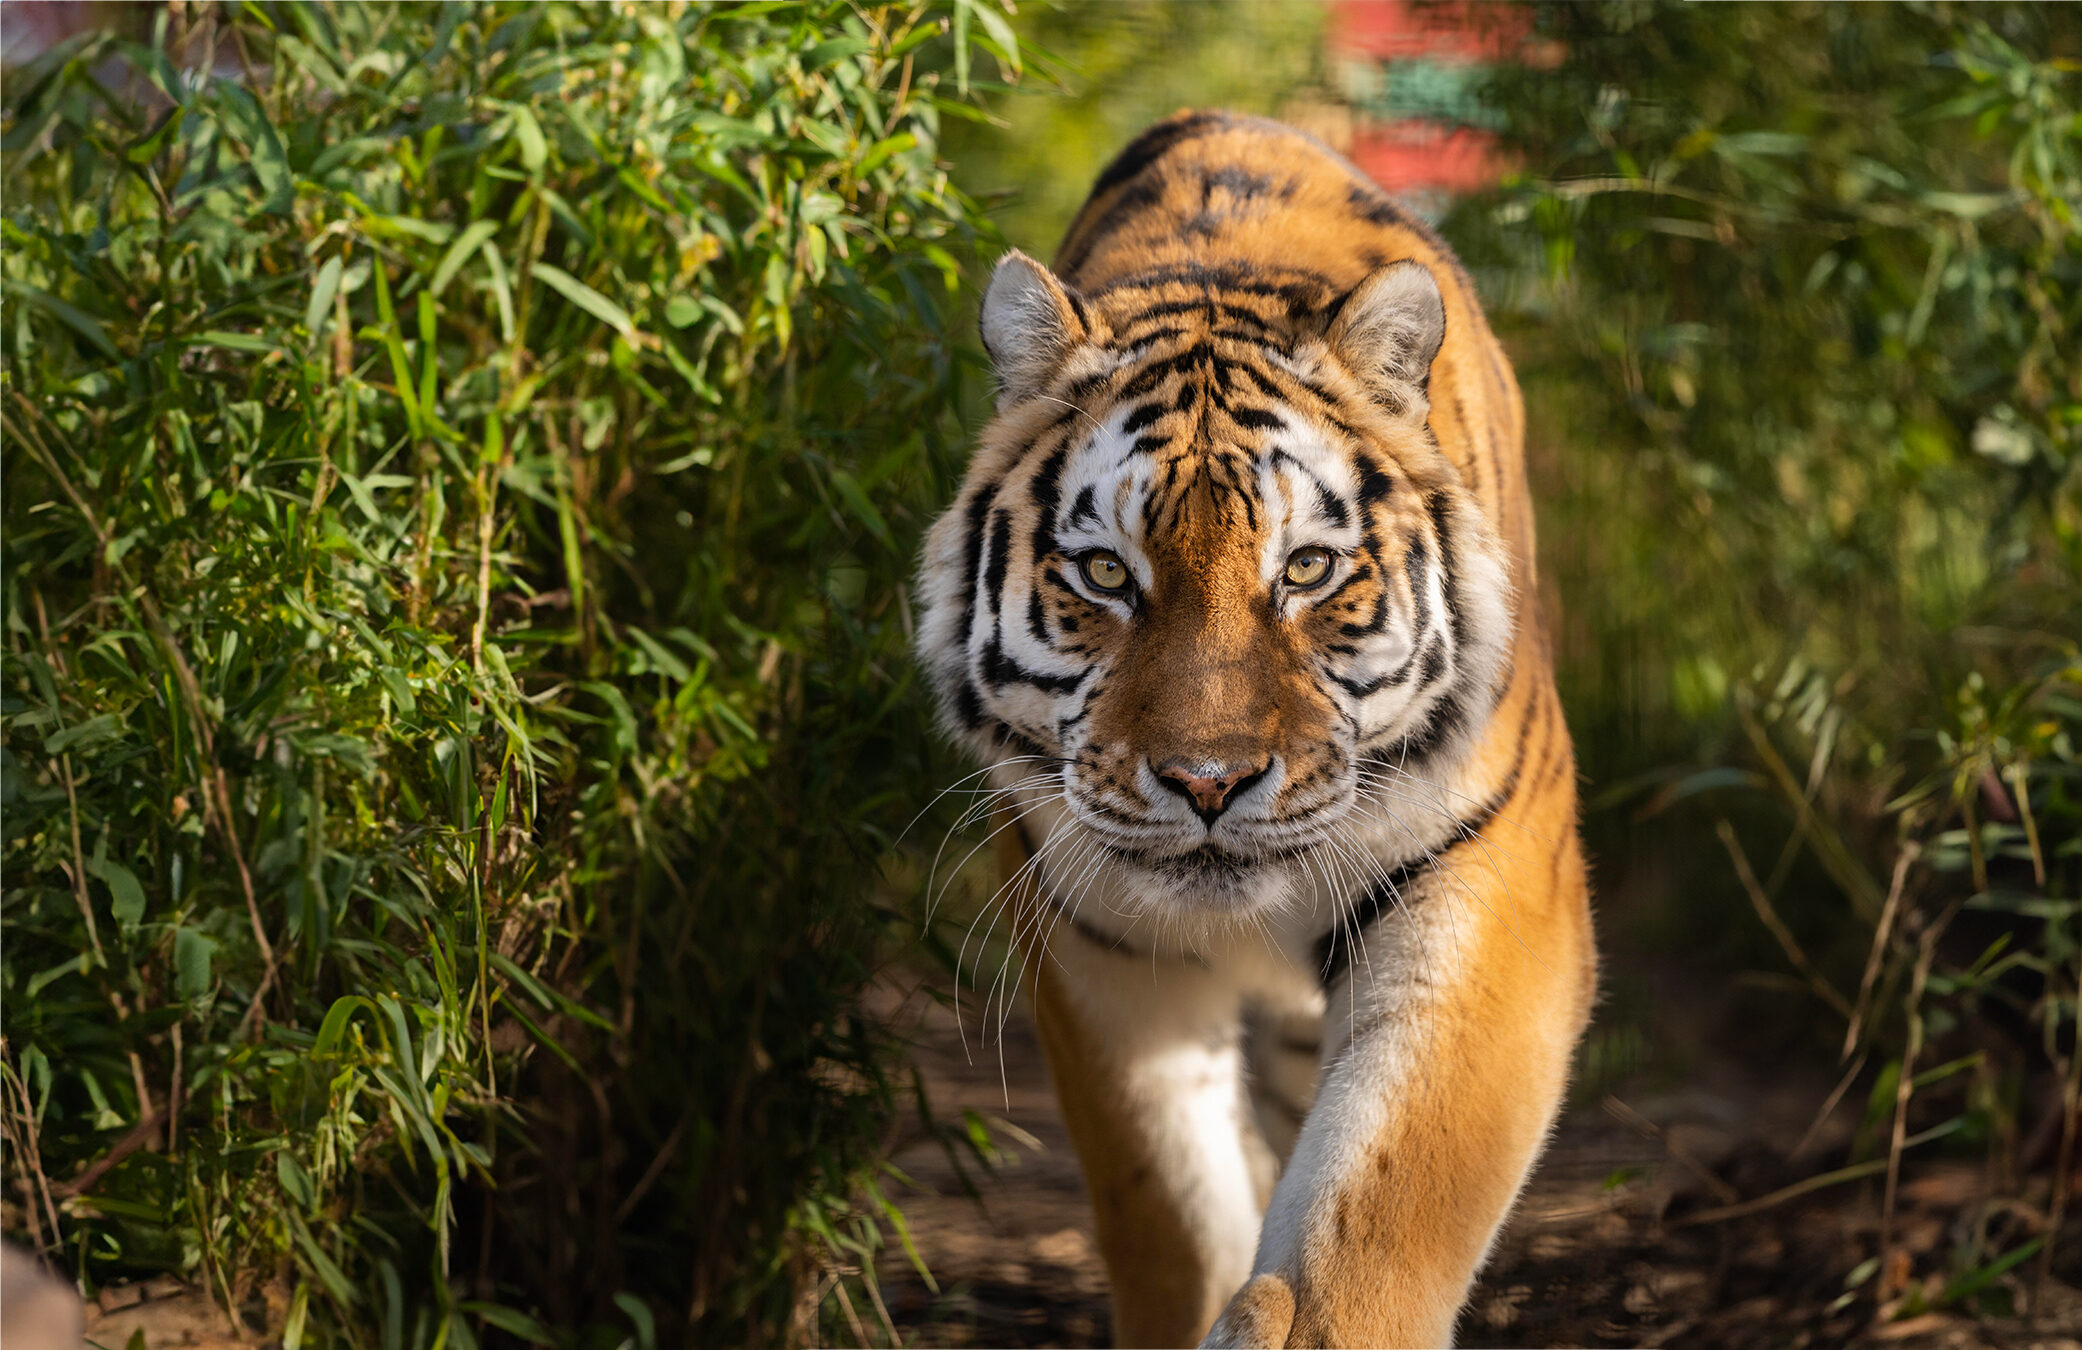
xmin=0 ymin=3 xmax=1019 ymax=1344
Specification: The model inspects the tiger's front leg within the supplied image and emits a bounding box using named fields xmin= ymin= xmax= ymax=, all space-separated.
xmin=1203 ymin=872 xmax=1593 ymax=1350
xmin=1013 ymin=883 xmax=1276 ymax=1346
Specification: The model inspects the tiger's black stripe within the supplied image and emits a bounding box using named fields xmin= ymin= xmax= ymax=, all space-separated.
xmin=1315 ymin=711 xmax=1537 ymax=987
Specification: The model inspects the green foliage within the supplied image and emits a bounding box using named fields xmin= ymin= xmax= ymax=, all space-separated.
xmin=1450 ymin=0 xmax=2080 ymax=1310
xmin=946 ymin=0 xmax=1328 ymax=259
xmin=1461 ymin=4 xmax=2079 ymax=780
xmin=0 ymin=2 xmax=1015 ymax=1344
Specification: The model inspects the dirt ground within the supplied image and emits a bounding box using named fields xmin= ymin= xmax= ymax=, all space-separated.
xmin=872 ymin=980 xmax=2082 ymax=1350
xmin=58 ymin=975 xmax=2082 ymax=1350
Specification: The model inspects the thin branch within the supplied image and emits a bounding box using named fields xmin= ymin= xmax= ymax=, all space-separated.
xmin=859 ymin=1267 xmax=901 ymax=1348
xmin=613 ymin=1113 xmax=689 ymax=1226
xmin=1603 ymin=1095 xmax=1740 ymax=1204
xmin=51 ymin=1106 xmax=167 ymax=1198
xmin=1737 ymin=701 xmax=1884 ymax=919
xmin=830 ymin=1275 xmax=872 ymax=1350
xmin=1718 ymin=819 xmax=1854 ymax=1021
xmin=2037 ymin=984 xmax=2082 ymax=1316
xmin=1790 ymin=1048 xmax=1869 ymax=1163
xmin=6 ymin=402 xmax=112 ymax=550
xmin=12 ymin=395 xmax=279 ymax=1030
xmin=0 ymin=1056 xmax=63 ymax=1254
xmin=54 ymin=757 xmax=107 ymax=967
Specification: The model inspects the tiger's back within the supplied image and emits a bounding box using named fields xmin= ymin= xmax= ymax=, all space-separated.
xmin=918 ymin=111 xmax=1594 ymax=1348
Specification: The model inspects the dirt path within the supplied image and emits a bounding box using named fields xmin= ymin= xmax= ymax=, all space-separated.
xmin=58 ymin=979 xmax=2082 ymax=1350
xmin=875 ymin=983 xmax=2082 ymax=1349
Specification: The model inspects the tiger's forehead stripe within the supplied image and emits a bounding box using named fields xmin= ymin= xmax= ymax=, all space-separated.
xmin=1045 ymin=309 xmax=1385 ymax=550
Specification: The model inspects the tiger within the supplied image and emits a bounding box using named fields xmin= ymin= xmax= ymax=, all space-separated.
xmin=914 ymin=110 xmax=1597 ymax=1348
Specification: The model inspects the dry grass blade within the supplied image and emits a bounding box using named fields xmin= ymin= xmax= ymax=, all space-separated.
xmin=1883 ymin=897 xmax=1965 ymax=1251
xmin=1717 ymin=819 xmax=1854 ymax=1021
xmin=1673 ymin=1157 xmax=1891 ymax=1228
xmin=1844 ymin=843 xmax=1917 ymax=1062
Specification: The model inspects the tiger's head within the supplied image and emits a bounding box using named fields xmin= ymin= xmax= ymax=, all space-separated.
xmin=916 ymin=252 xmax=1514 ymax=917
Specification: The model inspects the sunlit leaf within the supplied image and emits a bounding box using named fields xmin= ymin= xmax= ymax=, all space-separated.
xmin=531 ymin=262 xmax=637 ymax=340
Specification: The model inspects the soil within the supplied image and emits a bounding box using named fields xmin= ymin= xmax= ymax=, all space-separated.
xmin=59 ymin=976 xmax=2082 ymax=1350
xmin=83 ymin=1278 xmax=252 ymax=1350
xmin=871 ymin=980 xmax=2082 ymax=1350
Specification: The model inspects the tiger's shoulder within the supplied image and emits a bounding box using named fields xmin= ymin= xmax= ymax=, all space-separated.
xmin=1055 ymin=110 xmax=1461 ymax=299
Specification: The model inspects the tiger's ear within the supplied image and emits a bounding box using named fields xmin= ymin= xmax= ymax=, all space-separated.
xmin=1326 ymin=260 xmax=1446 ymax=419
xmin=980 ymin=250 xmax=1090 ymax=409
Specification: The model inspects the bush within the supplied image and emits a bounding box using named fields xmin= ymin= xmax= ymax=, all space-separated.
xmin=0 ymin=3 xmax=1018 ymax=1344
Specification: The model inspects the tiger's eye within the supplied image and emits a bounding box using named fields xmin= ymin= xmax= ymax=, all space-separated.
xmin=1284 ymin=547 xmax=1333 ymax=588
xmin=1081 ymin=551 xmax=1131 ymax=592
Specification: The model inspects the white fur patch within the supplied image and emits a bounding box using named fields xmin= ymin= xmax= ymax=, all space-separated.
xmin=981 ymin=252 xmax=1082 ymax=408
xmin=1328 ymin=260 xmax=1447 ymax=416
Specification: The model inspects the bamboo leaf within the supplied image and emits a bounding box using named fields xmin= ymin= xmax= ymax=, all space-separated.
xmin=530 ymin=263 xmax=638 ymax=340
xmin=509 ymin=105 xmax=547 ymax=173
xmin=85 ymin=856 xmax=146 ymax=930
xmin=304 ymin=253 xmax=344 ymax=343
xmin=215 ymin=81 xmax=295 ymax=212
xmin=4 ymin=280 xmax=120 ymax=359
xmin=174 ymin=927 xmax=217 ymax=998
xmin=430 ymin=221 xmax=499 ymax=299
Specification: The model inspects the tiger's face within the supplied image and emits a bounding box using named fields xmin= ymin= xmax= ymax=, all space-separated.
xmin=917 ymin=253 xmax=1513 ymax=916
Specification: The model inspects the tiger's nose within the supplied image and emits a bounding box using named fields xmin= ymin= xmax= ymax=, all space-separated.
xmin=1154 ymin=758 xmax=1269 ymax=826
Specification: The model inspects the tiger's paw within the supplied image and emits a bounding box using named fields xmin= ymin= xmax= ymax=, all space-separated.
xmin=1200 ymin=1273 xmax=1295 ymax=1349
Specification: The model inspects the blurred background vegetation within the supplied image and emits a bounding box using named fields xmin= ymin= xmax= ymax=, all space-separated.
xmin=1452 ymin=2 xmax=2082 ymax=1317
xmin=1 ymin=1 xmax=2077 ymax=1346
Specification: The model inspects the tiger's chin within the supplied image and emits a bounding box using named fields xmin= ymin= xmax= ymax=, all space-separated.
xmin=1105 ymin=840 xmax=1304 ymax=917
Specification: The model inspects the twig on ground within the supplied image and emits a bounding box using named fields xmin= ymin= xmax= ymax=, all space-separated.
xmin=1603 ymin=1095 xmax=1740 ymax=1204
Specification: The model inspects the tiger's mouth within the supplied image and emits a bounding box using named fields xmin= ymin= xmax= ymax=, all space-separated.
xmin=1090 ymin=836 xmax=1313 ymax=911
xmin=1052 ymin=774 xmax=1349 ymax=909
xmin=1103 ymin=838 xmax=1302 ymax=880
